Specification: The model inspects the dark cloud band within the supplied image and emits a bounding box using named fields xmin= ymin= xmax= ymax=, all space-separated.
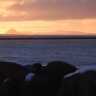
xmin=1 ymin=0 xmax=96 ymax=21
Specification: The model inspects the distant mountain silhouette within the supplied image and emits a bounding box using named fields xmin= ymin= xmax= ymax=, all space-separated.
xmin=54 ymin=30 xmax=88 ymax=35
xmin=5 ymin=29 xmax=20 ymax=35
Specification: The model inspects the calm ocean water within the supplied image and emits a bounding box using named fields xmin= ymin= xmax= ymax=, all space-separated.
xmin=0 ymin=39 xmax=96 ymax=68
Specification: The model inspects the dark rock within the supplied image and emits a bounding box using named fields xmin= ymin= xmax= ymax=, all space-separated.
xmin=22 ymin=61 xmax=77 ymax=96
xmin=0 ymin=61 xmax=31 ymax=83
xmin=0 ymin=80 xmax=19 ymax=96
xmin=78 ymin=71 xmax=96 ymax=96
xmin=0 ymin=61 xmax=78 ymax=96
xmin=2 ymin=71 xmax=35 ymax=96
xmin=58 ymin=66 xmax=96 ymax=96
xmin=58 ymin=73 xmax=79 ymax=96
xmin=23 ymin=74 xmax=59 ymax=96
xmin=41 ymin=61 xmax=77 ymax=79
xmin=26 ymin=63 xmax=42 ymax=74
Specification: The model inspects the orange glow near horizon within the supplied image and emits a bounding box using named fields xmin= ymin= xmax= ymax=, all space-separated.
xmin=0 ymin=19 xmax=96 ymax=35
xmin=0 ymin=0 xmax=96 ymax=35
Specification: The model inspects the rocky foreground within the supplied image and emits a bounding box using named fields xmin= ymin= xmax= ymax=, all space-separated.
xmin=0 ymin=61 xmax=96 ymax=96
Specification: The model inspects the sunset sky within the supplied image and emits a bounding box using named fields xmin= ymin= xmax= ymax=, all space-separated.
xmin=0 ymin=0 xmax=96 ymax=35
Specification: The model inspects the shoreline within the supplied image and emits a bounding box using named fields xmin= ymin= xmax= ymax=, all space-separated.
xmin=0 ymin=35 xmax=96 ymax=40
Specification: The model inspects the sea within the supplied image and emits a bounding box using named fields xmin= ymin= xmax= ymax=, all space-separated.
xmin=0 ymin=39 xmax=96 ymax=68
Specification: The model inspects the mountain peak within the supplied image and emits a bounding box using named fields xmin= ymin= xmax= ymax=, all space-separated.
xmin=5 ymin=29 xmax=19 ymax=35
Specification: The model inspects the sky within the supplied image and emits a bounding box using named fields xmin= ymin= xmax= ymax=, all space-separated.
xmin=0 ymin=0 xmax=96 ymax=35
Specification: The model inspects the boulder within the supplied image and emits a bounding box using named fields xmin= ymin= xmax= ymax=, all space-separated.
xmin=41 ymin=61 xmax=77 ymax=79
xmin=58 ymin=66 xmax=96 ymax=96
xmin=23 ymin=74 xmax=59 ymax=96
xmin=0 ymin=61 xmax=31 ymax=83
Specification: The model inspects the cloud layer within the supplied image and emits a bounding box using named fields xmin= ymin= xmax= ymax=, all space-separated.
xmin=0 ymin=0 xmax=96 ymax=21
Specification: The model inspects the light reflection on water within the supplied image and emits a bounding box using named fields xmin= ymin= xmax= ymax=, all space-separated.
xmin=0 ymin=39 xmax=96 ymax=67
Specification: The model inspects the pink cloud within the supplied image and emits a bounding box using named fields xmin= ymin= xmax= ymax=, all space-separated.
xmin=1 ymin=0 xmax=96 ymax=21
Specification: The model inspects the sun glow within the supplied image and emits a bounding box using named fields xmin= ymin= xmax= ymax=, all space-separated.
xmin=0 ymin=0 xmax=96 ymax=35
xmin=0 ymin=19 xmax=96 ymax=35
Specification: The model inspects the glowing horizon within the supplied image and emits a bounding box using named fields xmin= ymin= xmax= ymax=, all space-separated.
xmin=0 ymin=0 xmax=96 ymax=35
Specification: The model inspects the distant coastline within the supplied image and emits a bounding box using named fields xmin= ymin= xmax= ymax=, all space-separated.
xmin=0 ymin=35 xmax=96 ymax=40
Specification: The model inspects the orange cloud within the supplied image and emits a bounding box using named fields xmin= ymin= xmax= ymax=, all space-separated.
xmin=0 ymin=0 xmax=95 ymax=21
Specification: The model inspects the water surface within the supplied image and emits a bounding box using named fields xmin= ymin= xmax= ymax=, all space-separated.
xmin=0 ymin=39 xmax=96 ymax=67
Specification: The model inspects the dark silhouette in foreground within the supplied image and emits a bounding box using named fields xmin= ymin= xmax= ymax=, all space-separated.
xmin=58 ymin=66 xmax=96 ymax=96
xmin=0 ymin=61 xmax=77 ymax=96
xmin=26 ymin=63 xmax=42 ymax=74
xmin=0 ymin=61 xmax=96 ymax=96
xmin=23 ymin=61 xmax=77 ymax=96
xmin=0 ymin=61 xmax=31 ymax=83
xmin=44 ymin=61 xmax=77 ymax=78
